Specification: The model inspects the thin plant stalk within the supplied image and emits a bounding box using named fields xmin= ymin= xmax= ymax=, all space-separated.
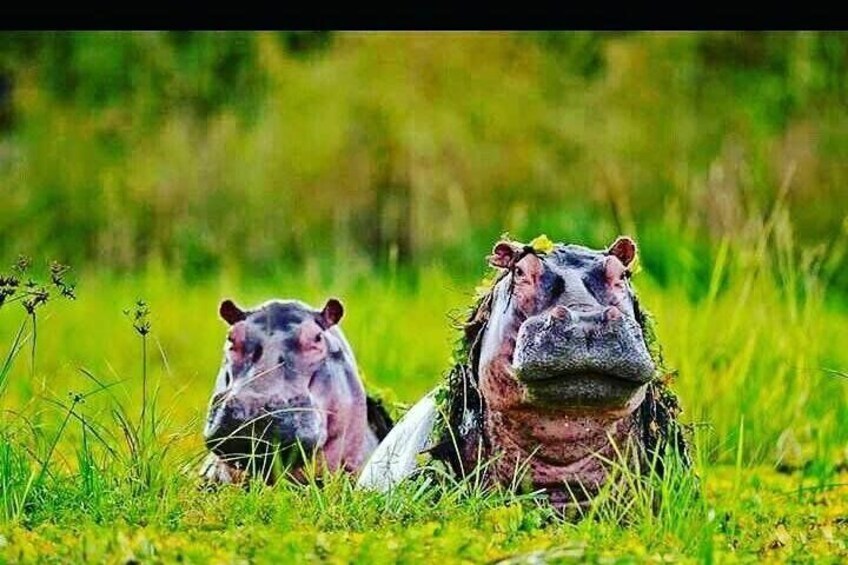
xmin=141 ymin=331 xmax=148 ymax=437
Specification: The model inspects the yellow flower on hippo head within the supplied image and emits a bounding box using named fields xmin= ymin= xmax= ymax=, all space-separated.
xmin=529 ymin=234 xmax=554 ymax=255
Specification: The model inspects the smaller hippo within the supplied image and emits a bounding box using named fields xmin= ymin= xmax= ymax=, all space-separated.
xmin=201 ymin=297 xmax=392 ymax=484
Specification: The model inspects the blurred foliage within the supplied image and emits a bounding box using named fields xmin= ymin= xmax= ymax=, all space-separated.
xmin=0 ymin=31 xmax=846 ymax=297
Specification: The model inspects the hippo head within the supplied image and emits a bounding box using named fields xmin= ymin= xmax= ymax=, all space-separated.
xmin=479 ymin=236 xmax=655 ymax=410
xmin=203 ymin=297 xmax=351 ymax=476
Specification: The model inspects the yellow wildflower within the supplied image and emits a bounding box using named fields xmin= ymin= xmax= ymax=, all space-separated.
xmin=529 ymin=234 xmax=554 ymax=254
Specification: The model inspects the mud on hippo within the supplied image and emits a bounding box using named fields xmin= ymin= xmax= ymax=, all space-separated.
xmin=358 ymin=235 xmax=690 ymax=510
xmin=201 ymin=297 xmax=392 ymax=485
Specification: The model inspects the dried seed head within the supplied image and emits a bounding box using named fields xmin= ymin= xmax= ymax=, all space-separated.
xmin=0 ymin=257 xmax=77 ymax=312
xmin=125 ymin=299 xmax=152 ymax=336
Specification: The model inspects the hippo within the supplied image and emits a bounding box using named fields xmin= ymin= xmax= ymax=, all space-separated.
xmin=357 ymin=235 xmax=690 ymax=511
xmin=201 ymin=297 xmax=392 ymax=485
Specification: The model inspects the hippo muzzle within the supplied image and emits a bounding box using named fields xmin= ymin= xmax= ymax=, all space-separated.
xmin=513 ymin=304 xmax=655 ymax=408
xmin=204 ymin=394 xmax=326 ymax=470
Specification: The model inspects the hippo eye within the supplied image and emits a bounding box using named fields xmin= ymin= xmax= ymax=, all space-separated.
xmin=314 ymin=333 xmax=322 ymax=343
xmin=551 ymin=275 xmax=565 ymax=299
xmin=514 ymin=265 xmax=525 ymax=278
xmin=251 ymin=344 xmax=264 ymax=364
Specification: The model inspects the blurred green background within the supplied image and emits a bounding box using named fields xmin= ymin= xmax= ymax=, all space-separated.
xmin=0 ymin=31 xmax=845 ymax=297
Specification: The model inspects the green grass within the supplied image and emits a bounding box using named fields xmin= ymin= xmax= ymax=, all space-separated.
xmin=0 ymin=218 xmax=847 ymax=562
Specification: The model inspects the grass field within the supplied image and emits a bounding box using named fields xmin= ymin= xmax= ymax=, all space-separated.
xmin=1 ymin=218 xmax=847 ymax=563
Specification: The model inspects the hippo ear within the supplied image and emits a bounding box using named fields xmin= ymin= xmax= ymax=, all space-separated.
xmin=488 ymin=241 xmax=522 ymax=269
xmin=608 ymin=236 xmax=637 ymax=267
xmin=219 ymin=299 xmax=246 ymax=325
xmin=320 ymin=298 xmax=344 ymax=329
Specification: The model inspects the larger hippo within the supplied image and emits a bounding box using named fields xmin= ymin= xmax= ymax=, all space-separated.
xmin=202 ymin=297 xmax=392 ymax=484
xmin=357 ymin=235 xmax=689 ymax=510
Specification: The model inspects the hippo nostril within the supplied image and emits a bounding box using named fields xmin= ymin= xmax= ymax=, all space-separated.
xmin=550 ymin=305 xmax=567 ymax=320
xmin=604 ymin=306 xmax=622 ymax=322
xmin=549 ymin=305 xmax=574 ymax=324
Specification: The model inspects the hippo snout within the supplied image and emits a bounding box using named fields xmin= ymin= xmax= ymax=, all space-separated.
xmin=204 ymin=395 xmax=325 ymax=465
xmin=512 ymin=305 xmax=655 ymax=406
